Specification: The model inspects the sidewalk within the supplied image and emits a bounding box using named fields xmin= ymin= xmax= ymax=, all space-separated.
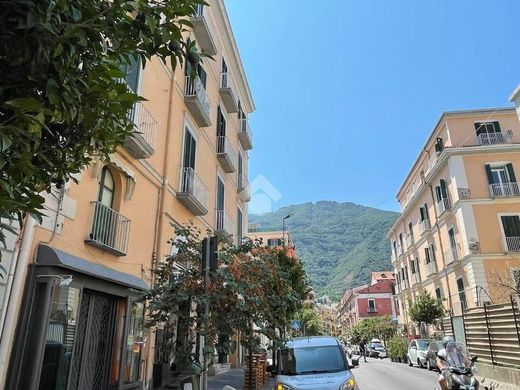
xmin=207 ymin=368 xmax=275 ymax=390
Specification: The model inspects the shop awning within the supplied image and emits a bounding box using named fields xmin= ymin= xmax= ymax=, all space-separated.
xmin=36 ymin=245 xmax=149 ymax=290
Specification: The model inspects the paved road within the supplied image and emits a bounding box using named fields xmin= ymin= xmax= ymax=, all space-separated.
xmin=351 ymin=357 xmax=439 ymax=390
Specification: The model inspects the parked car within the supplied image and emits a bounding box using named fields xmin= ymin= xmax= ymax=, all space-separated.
xmin=407 ymin=339 xmax=430 ymax=368
xmin=367 ymin=339 xmax=387 ymax=359
xmin=426 ymin=339 xmax=443 ymax=371
xmin=267 ymin=336 xmax=359 ymax=390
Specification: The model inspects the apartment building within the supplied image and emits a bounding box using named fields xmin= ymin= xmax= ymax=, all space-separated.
xmin=316 ymin=304 xmax=340 ymax=337
xmin=387 ymin=106 xmax=520 ymax=333
xmin=246 ymin=228 xmax=297 ymax=257
xmin=0 ymin=1 xmax=254 ymax=389
xmin=338 ymin=272 xmax=397 ymax=336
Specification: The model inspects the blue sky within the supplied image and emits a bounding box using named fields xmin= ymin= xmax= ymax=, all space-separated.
xmin=225 ymin=0 xmax=520 ymax=213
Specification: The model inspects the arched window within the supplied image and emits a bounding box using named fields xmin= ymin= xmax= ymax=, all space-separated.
xmin=98 ymin=167 xmax=115 ymax=208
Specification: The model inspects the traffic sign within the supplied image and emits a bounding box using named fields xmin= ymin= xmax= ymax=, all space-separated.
xmin=291 ymin=320 xmax=301 ymax=330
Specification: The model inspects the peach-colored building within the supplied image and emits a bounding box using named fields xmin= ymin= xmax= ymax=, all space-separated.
xmin=246 ymin=228 xmax=297 ymax=258
xmin=0 ymin=1 xmax=254 ymax=389
xmin=316 ymin=303 xmax=340 ymax=337
xmin=387 ymin=106 xmax=520 ymax=333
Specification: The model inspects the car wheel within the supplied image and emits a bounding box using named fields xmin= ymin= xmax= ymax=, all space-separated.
xmin=407 ymin=356 xmax=413 ymax=367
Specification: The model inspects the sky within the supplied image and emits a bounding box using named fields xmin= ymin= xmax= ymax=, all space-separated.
xmin=225 ymin=0 xmax=520 ymax=213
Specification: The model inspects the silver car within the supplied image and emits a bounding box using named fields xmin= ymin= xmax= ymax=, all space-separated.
xmin=268 ymin=336 xmax=359 ymax=390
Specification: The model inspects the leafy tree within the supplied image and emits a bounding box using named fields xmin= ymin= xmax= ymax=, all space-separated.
xmin=347 ymin=316 xmax=396 ymax=345
xmin=409 ymin=290 xmax=445 ymax=325
xmin=0 ymin=0 xmax=206 ymax=249
xmin=293 ymin=304 xmax=324 ymax=336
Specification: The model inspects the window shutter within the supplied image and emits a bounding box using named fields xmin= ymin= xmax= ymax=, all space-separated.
xmin=506 ymin=163 xmax=517 ymax=182
xmin=440 ymin=179 xmax=448 ymax=199
xmin=198 ymin=64 xmax=207 ymax=88
xmin=430 ymin=244 xmax=436 ymax=262
xmin=424 ymin=247 xmax=430 ymax=263
xmin=419 ymin=206 xmax=425 ymax=221
xmin=493 ymin=121 xmax=502 ymax=133
xmin=435 ymin=186 xmax=442 ymax=202
xmin=474 ymin=122 xmax=483 ymax=136
xmin=485 ymin=164 xmax=493 ymax=184
xmin=424 ymin=203 xmax=430 ymax=220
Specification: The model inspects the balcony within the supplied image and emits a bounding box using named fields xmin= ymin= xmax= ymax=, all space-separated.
xmin=444 ymin=247 xmax=459 ymax=265
xmin=419 ymin=218 xmax=432 ymax=235
xmin=85 ymin=202 xmax=130 ymax=256
xmin=238 ymin=118 xmax=253 ymax=150
xmin=176 ymin=167 xmax=209 ymax=215
xmin=436 ymin=198 xmax=451 ymax=216
xmin=367 ymin=307 xmax=378 ymax=313
xmin=505 ymin=237 xmax=520 ymax=252
xmin=184 ymin=76 xmax=212 ymax=127
xmin=477 ymin=132 xmax=511 ymax=146
xmin=400 ymin=280 xmax=409 ymax=291
xmin=425 ymin=260 xmax=437 ymax=276
xmin=489 ymin=182 xmax=520 ymax=198
xmin=238 ymin=174 xmax=251 ymax=202
xmin=125 ymin=102 xmax=158 ymax=159
xmin=411 ymin=273 xmax=420 ymax=286
xmin=396 ymin=244 xmax=404 ymax=257
xmin=219 ymin=72 xmax=238 ymax=113
xmin=190 ymin=5 xmax=217 ymax=55
xmin=215 ymin=210 xmax=234 ymax=238
xmin=217 ymin=136 xmax=237 ymax=173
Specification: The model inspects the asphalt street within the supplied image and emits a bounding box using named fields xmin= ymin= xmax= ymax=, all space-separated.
xmin=351 ymin=357 xmax=440 ymax=390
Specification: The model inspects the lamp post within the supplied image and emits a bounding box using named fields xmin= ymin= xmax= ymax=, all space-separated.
xmin=282 ymin=214 xmax=293 ymax=249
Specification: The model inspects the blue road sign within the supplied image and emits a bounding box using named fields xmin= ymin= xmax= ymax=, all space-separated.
xmin=291 ymin=320 xmax=301 ymax=330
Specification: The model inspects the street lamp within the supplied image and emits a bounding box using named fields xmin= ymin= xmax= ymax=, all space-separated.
xmin=282 ymin=213 xmax=293 ymax=248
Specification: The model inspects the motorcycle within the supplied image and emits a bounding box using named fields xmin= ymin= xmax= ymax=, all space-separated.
xmin=437 ymin=342 xmax=479 ymax=390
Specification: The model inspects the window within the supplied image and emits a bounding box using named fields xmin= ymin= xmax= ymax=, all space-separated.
xmin=399 ymin=233 xmax=403 ymax=249
xmin=217 ymin=106 xmax=226 ymax=137
xmin=98 ymin=167 xmax=115 ymax=208
xmin=124 ymin=56 xmax=141 ymax=93
xmin=237 ymin=208 xmax=243 ymax=245
xmin=410 ymin=259 xmax=416 ymax=274
xmin=216 ymin=176 xmax=225 ymax=212
xmin=419 ymin=203 xmax=430 ymax=222
xmin=500 ymin=215 xmax=520 ymax=251
xmin=237 ymin=152 xmax=244 ymax=188
xmin=279 ymin=346 xmax=346 ymax=375
xmin=448 ymin=228 xmax=457 ymax=250
xmin=435 ymin=288 xmax=442 ymax=299
xmin=182 ymin=128 xmax=196 ymax=170
xmin=457 ymin=278 xmax=467 ymax=310
xmin=435 ymin=137 xmax=444 ymax=154
xmin=186 ymin=60 xmax=207 ymax=88
xmin=435 ymin=179 xmax=449 ymax=204
xmin=475 ymin=121 xmax=501 ymax=136
xmin=408 ymin=222 xmax=414 ymax=243
xmin=123 ymin=301 xmax=145 ymax=384
xmin=267 ymin=238 xmax=282 ymax=247
xmin=221 ymin=58 xmax=228 ymax=88
xmin=368 ymin=299 xmax=377 ymax=312
xmin=486 ymin=164 xmax=516 ymax=186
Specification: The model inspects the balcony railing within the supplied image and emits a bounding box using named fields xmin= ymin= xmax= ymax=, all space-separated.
xmin=505 ymin=237 xmax=520 ymax=252
xmin=176 ymin=167 xmax=209 ymax=215
xmin=238 ymin=173 xmax=251 ymax=202
xmin=436 ymin=198 xmax=451 ymax=215
xmin=216 ymin=210 xmax=234 ymax=238
xmin=216 ymin=136 xmax=237 ymax=173
xmin=411 ymin=273 xmax=420 ymax=285
xmin=238 ymin=118 xmax=253 ymax=150
xmin=489 ymin=182 xmax=520 ymax=198
xmin=125 ymin=101 xmax=158 ymax=159
xmin=425 ymin=260 xmax=437 ymax=276
xmin=405 ymin=234 xmax=414 ymax=248
xmin=367 ymin=307 xmax=378 ymax=313
xmin=219 ymin=72 xmax=238 ymax=113
xmin=444 ymin=246 xmax=459 ymax=265
xmin=85 ymin=201 xmax=130 ymax=256
xmin=190 ymin=5 xmax=217 ymax=55
xmin=419 ymin=218 xmax=431 ymax=235
xmin=477 ymin=132 xmax=510 ymax=146
xmin=396 ymin=245 xmax=404 ymax=257
xmin=184 ymin=76 xmax=211 ymax=127
xmin=400 ymin=280 xmax=409 ymax=291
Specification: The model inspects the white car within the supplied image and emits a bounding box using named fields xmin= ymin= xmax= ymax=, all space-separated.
xmin=268 ymin=336 xmax=359 ymax=390
xmin=407 ymin=339 xmax=430 ymax=368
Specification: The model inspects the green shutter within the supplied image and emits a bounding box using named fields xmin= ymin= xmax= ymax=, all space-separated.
xmin=475 ymin=122 xmax=483 ymax=136
xmin=485 ymin=164 xmax=493 ymax=184
xmin=507 ymin=163 xmax=517 ymax=182
xmin=440 ymin=179 xmax=448 ymax=199
xmin=493 ymin=121 xmax=502 ymax=133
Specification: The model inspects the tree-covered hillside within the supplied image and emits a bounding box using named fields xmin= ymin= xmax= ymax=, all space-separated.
xmin=249 ymin=201 xmax=399 ymax=300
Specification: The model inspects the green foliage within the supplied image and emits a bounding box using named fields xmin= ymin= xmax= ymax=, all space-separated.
xmin=293 ymin=304 xmax=324 ymax=336
xmin=249 ymin=201 xmax=399 ymax=299
xmin=409 ymin=290 xmax=445 ymax=325
xmin=145 ymin=223 xmax=309 ymax=370
xmin=388 ymin=335 xmax=408 ymax=359
xmin=347 ymin=316 xmax=396 ymax=344
xmin=0 ymin=0 xmax=206 ymax=252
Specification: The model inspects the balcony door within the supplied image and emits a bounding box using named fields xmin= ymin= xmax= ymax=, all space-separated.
xmin=486 ymin=164 xmax=517 ymax=197
xmin=221 ymin=58 xmax=228 ymax=88
xmin=475 ymin=121 xmax=501 ymax=136
xmin=216 ymin=177 xmax=225 ymax=230
xmin=237 ymin=153 xmax=243 ymax=188
xmin=92 ymin=167 xmax=115 ymax=246
xmin=501 ymin=215 xmax=520 ymax=252
xmin=182 ymin=129 xmax=197 ymax=192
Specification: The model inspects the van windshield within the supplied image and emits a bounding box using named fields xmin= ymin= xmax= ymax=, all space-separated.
xmin=279 ymin=346 xmax=346 ymax=375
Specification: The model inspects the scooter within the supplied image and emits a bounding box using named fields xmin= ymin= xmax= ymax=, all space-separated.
xmin=437 ymin=348 xmax=479 ymax=390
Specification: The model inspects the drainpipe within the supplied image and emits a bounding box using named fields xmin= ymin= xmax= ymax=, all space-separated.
xmin=0 ymin=215 xmax=36 ymax=388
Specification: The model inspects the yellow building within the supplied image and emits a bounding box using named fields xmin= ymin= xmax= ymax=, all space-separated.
xmin=316 ymin=303 xmax=340 ymax=337
xmin=0 ymin=1 xmax=254 ymax=388
xmin=387 ymin=106 xmax=520 ymax=332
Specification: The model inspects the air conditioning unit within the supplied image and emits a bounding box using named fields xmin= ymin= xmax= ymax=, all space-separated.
xmin=506 ymin=129 xmax=513 ymax=140
xmin=458 ymin=188 xmax=471 ymax=200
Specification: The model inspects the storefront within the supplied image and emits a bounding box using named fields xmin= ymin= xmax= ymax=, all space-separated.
xmin=7 ymin=245 xmax=149 ymax=390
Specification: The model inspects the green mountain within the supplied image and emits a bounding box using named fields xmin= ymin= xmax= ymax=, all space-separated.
xmin=248 ymin=201 xmax=399 ymax=301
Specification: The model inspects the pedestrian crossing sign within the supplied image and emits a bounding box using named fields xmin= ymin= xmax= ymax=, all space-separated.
xmin=291 ymin=320 xmax=301 ymax=330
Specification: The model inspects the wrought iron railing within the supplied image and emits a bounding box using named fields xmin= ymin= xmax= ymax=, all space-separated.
xmin=489 ymin=182 xmax=520 ymax=198
xmin=411 ymin=273 xmax=420 ymax=285
xmin=405 ymin=234 xmax=414 ymax=247
xmin=419 ymin=218 xmax=431 ymax=234
xmin=217 ymin=136 xmax=237 ymax=164
xmin=477 ymin=132 xmax=510 ymax=145
xmin=436 ymin=198 xmax=451 ymax=215
xmin=425 ymin=260 xmax=437 ymax=276
xmin=220 ymin=72 xmax=237 ymax=93
xmin=505 ymin=237 xmax=520 ymax=252
xmin=184 ymin=75 xmax=211 ymax=118
xmin=127 ymin=101 xmax=157 ymax=152
xmin=216 ymin=210 xmax=234 ymax=236
xmin=87 ymin=201 xmax=130 ymax=255
xmin=179 ymin=167 xmax=209 ymax=209
xmin=444 ymin=246 xmax=459 ymax=264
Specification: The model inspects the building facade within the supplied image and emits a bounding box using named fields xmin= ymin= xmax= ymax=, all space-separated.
xmin=0 ymin=1 xmax=254 ymax=389
xmin=338 ymin=272 xmax=397 ymax=336
xmin=316 ymin=304 xmax=340 ymax=337
xmin=387 ymin=106 xmax=520 ymax=333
